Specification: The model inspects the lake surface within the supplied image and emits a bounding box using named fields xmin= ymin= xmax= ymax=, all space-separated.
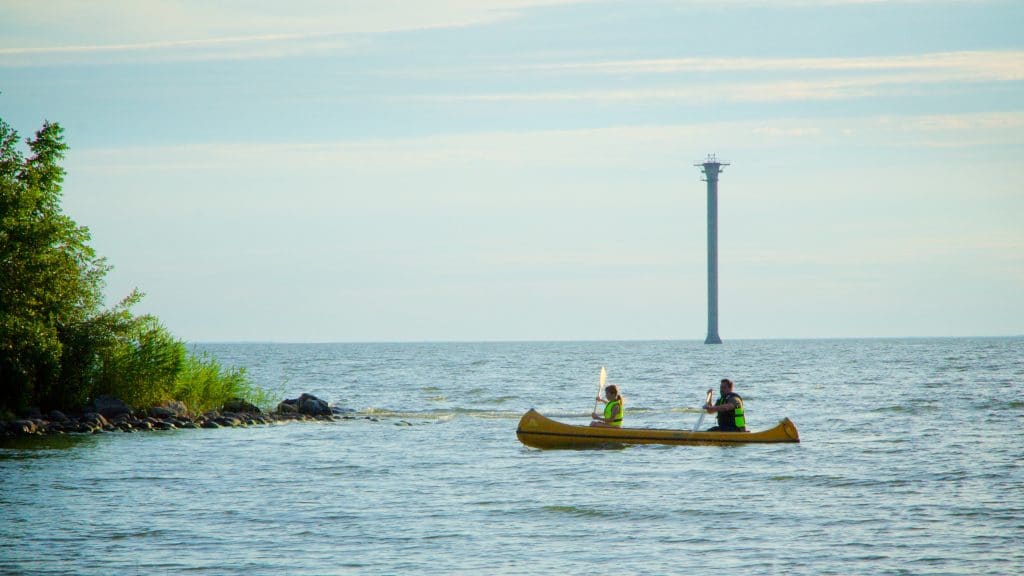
xmin=2 ymin=338 xmax=1022 ymax=575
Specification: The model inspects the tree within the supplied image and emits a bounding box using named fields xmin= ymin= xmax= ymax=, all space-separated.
xmin=0 ymin=119 xmax=113 ymax=410
xmin=1 ymin=118 xmax=264 ymax=416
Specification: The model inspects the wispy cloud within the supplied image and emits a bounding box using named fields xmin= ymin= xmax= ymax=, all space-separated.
xmin=0 ymin=0 xmax=583 ymax=66
xmin=698 ymin=0 xmax=995 ymax=5
xmin=405 ymin=51 xmax=1024 ymax=105
xmin=504 ymin=51 xmax=1024 ymax=79
xmin=0 ymin=33 xmax=321 ymax=55
xmin=69 ymin=111 xmax=1024 ymax=178
xmin=0 ymin=32 xmax=349 ymax=64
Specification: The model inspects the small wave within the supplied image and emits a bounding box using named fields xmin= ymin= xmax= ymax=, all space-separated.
xmin=357 ymin=407 xmax=523 ymax=420
xmin=541 ymin=505 xmax=603 ymax=518
xmin=668 ymin=406 xmax=705 ymax=414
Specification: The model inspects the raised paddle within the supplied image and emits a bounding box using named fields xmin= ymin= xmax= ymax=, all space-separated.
xmin=693 ymin=388 xmax=714 ymax=432
xmin=592 ymin=366 xmax=607 ymax=419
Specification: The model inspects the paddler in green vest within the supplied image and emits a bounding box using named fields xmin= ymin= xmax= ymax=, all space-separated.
xmin=702 ymin=378 xmax=746 ymax=432
xmin=590 ymin=384 xmax=624 ymax=428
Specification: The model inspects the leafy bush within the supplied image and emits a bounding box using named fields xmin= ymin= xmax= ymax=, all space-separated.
xmin=94 ymin=316 xmax=185 ymax=410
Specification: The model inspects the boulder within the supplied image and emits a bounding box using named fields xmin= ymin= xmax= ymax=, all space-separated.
xmin=275 ymin=401 xmax=299 ymax=415
xmin=222 ymin=398 xmax=261 ymax=414
xmin=81 ymin=412 xmax=110 ymax=428
xmin=48 ymin=410 xmax=70 ymax=422
xmin=149 ymin=406 xmax=176 ymax=419
xmin=90 ymin=395 xmax=132 ymax=418
xmin=296 ymin=393 xmax=331 ymax=416
xmin=163 ymin=401 xmax=190 ymax=418
xmin=9 ymin=420 xmax=37 ymax=435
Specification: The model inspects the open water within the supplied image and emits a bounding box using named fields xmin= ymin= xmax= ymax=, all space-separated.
xmin=1 ymin=338 xmax=1022 ymax=575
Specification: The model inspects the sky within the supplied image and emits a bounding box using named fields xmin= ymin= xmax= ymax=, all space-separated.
xmin=1 ymin=0 xmax=1022 ymax=342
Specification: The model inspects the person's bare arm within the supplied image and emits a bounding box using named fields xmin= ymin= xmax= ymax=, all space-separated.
xmin=704 ymin=399 xmax=735 ymax=413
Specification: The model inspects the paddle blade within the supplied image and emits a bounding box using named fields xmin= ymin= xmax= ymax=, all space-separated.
xmin=693 ymin=389 xmax=713 ymax=432
xmin=592 ymin=366 xmax=607 ymax=416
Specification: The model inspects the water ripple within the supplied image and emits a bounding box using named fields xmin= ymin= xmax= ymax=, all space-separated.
xmin=2 ymin=338 xmax=1021 ymax=575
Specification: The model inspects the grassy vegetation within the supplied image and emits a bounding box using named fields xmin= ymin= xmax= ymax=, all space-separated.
xmin=173 ymin=350 xmax=277 ymax=414
xmin=0 ymin=118 xmax=277 ymax=416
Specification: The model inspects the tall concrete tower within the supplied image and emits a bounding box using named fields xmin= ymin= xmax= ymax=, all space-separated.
xmin=695 ymin=154 xmax=729 ymax=345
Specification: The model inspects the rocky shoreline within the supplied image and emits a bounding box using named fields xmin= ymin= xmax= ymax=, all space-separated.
xmin=2 ymin=393 xmax=362 ymax=439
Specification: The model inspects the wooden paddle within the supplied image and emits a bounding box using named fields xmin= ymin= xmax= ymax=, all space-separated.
xmin=592 ymin=366 xmax=607 ymax=420
xmin=693 ymin=388 xmax=714 ymax=432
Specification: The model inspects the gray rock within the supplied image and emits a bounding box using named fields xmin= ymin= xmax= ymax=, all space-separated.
xmin=149 ymin=406 xmax=176 ymax=419
xmin=296 ymin=393 xmax=331 ymax=416
xmin=222 ymin=398 xmax=261 ymax=414
xmin=200 ymin=420 xmax=220 ymax=429
xmin=81 ymin=412 xmax=109 ymax=428
xmin=10 ymin=420 xmax=37 ymax=435
xmin=48 ymin=410 xmax=69 ymax=422
xmin=276 ymin=401 xmax=299 ymax=414
xmin=90 ymin=395 xmax=132 ymax=418
xmin=163 ymin=401 xmax=190 ymax=418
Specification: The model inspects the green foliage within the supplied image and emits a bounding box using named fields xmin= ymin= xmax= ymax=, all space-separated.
xmin=172 ymin=350 xmax=269 ymax=414
xmin=94 ymin=315 xmax=185 ymax=410
xmin=0 ymin=117 xmax=275 ymax=415
xmin=0 ymin=118 xmax=94 ymax=410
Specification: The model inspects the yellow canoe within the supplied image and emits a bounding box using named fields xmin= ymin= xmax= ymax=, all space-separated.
xmin=516 ymin=409 xmax=800 ymax=449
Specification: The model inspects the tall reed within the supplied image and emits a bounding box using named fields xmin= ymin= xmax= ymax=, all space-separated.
xmin=172 ymin=350 xmax=276 ymax=414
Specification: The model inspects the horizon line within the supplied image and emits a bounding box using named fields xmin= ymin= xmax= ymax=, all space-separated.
xmin=185 ymin=334 xmax=1024 ymax=345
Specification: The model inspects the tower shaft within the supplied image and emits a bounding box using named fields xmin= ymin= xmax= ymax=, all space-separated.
xmin=695 ymin=155 xmax=728 ymax=345
xmin=704 ymin=167 xmax=722 ymax=344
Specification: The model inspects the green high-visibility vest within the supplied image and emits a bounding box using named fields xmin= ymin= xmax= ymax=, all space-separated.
xmin=604 ymin=399 xmax=624 ymax=427
xmin=716 ymin=393 xmax=745 ymax=429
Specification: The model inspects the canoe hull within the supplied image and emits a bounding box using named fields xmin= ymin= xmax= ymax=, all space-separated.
xmin=515 ymin=409 xmax=799 ymax=449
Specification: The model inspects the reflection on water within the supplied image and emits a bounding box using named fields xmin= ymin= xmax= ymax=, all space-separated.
xmin=0 ymin=433 xmax=98 ymax=456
